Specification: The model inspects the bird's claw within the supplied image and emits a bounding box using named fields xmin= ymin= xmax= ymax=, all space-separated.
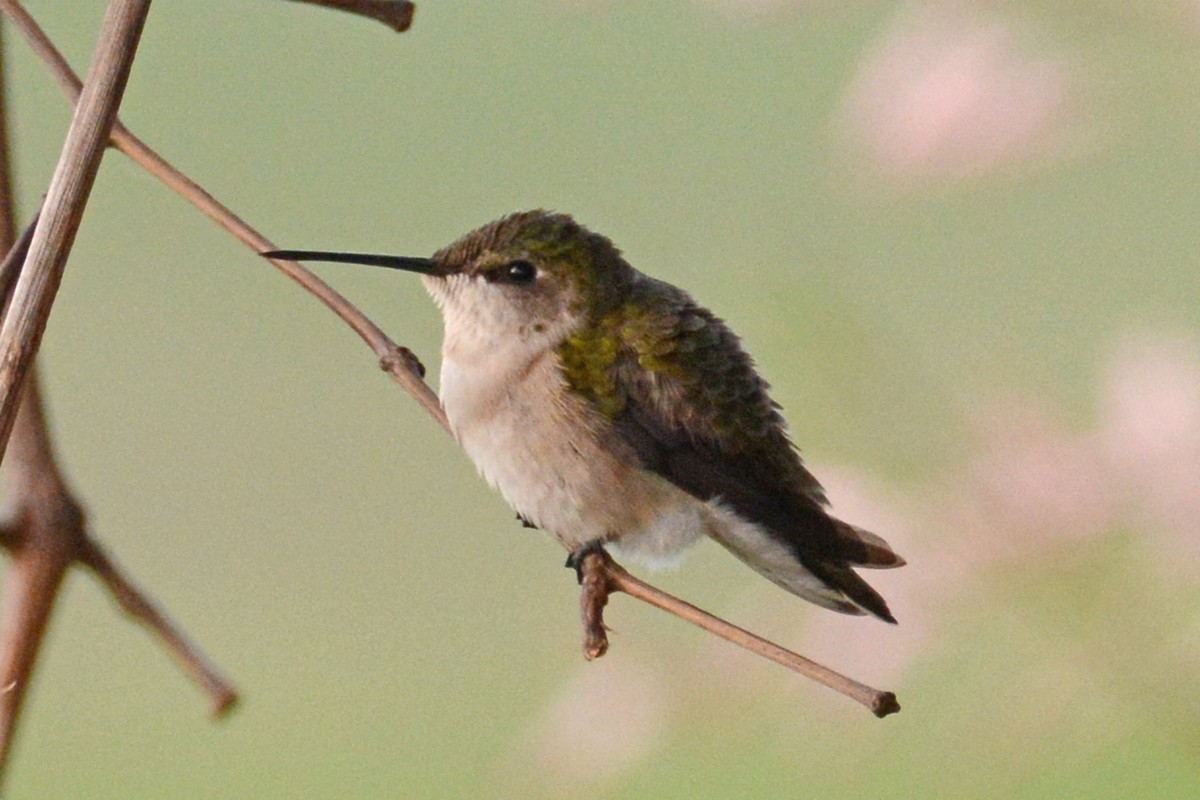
xmin=565 ymin=541 xmax=607 ymax=584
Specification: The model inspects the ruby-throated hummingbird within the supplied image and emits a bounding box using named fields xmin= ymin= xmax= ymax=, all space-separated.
xmin=266 ymin=210 xmax=904 ymax=621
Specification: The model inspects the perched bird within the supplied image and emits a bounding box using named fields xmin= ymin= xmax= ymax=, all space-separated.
xmin=266 ymin=211 xmax=904 ymax=621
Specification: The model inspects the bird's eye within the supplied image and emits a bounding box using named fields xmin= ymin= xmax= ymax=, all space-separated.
xmin=495 ymin=260 xmax=536 ymax=285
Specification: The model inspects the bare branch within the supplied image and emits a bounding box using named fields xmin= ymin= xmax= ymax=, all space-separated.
xmin=76 ymin=539 xmax=237 ymax=716
xmin=0 ymin=210 xmax=37 ymax=296
xmin=0 ymin=207 xmax=64 ymax=778
xmin=0 ymin=520 xmax=70 ymax=780
xmin=0 ymin=0 xmax=150 ymax=462
xmin=3 ymin=0 xmax=898 ymax=716
xmin=603 ymin=555 xmax=900 ymax=718
xmin=284 ymin=0 xmax=416 ymax=33
xmin=0 ymin=0 xmax=443 ymax=423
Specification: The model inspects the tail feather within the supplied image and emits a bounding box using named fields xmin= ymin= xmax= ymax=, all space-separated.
xmin=704 ymin=505 xmax=902 ymax=623
xmin=810 ymin=561 xmax=898 ymax=624
xmin=832 ymin=520 xmax=905 ymax=569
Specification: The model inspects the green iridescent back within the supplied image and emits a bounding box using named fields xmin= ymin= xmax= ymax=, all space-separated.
xmin=558 ymin=273 xmax=827 ymax=507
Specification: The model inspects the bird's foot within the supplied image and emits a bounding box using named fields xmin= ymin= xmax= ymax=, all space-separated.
xmin=567 ymin=542 xmax=613 ymax=660
xmin=565 ymin=540 xmax=608 ymax=584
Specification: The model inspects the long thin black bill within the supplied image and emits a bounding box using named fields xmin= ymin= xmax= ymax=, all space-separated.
xmin=261 ymin=249 xmax=439 ymax=275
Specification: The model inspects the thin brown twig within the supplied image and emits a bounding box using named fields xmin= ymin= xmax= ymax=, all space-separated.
xmin=285 ymin=0 xmax=416 ymax=32
xmin=3 ymin=0 xmax=899 ymax=717
xmin=0 ymin=209 xmax=36 ymax=292
xmin=0 ymin=0 xmax=444 ymax=428
xmin=0 ymin=514 xmax=69 ymax=783
xmin=0 ymin=0 xmax=150 ymax=460
xmin=586 ymin=553 xmax=900 ymax=717
xmin=76 ymin=539 xmax=237 ymax=715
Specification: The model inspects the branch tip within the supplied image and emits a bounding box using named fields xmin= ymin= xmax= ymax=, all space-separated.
xmin=871 ymin=692 xmax=901 ymax=718
xmin=286 ymin=0 xmax=415 ymax=33
xmin=210 ymin=690 xmax=239 ymax=719
xmin=77 ymin=538 xmax=239 ymax=714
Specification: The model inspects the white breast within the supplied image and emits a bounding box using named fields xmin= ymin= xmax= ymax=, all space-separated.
xmin=439 ymin=348 xmax=707 ymax=562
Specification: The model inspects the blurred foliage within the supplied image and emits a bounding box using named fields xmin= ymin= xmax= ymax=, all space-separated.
xmin=0 ymin=0 xmax=1198 ymax=797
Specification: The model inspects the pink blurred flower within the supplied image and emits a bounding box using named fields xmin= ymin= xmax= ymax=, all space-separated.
xmin=503 ymin=657 xmax=669 ymax=792
xmin=960 ymin=399 xmax=1119 ymax=555
xmin=832 ymin=3 xmax=1079 ymax=182
xmin=937 ymin=331 xmax=1200 ymax=578
xmin=1098 ymin=332 xmax=1200 ymax=571
xmin=1099 ymin=332 xmax=1200 ymax=475
xmin=694 ymin=0 xmax=814 ymax=18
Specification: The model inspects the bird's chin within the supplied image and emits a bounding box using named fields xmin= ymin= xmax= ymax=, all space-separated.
xmin=420 ymin=273 xmax=450 ymax=307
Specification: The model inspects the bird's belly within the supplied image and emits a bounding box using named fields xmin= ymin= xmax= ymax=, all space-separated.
xmin=440 ymin=354 xmax=707 ymax=561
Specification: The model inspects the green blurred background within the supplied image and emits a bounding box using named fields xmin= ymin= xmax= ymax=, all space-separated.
xmin=2 ymin=0 xmax=1199 ymax=796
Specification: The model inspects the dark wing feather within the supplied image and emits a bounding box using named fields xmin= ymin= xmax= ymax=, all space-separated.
xmin=594 ymin=277 xmax=899 ymax=620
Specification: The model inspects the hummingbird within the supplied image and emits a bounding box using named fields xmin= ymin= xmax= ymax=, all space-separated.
xmin=265 ymin=210 xmax=904 ymax=622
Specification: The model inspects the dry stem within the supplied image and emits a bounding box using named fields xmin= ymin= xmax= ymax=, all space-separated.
xmin=3 ymin=0 xmax=899 ymax=718
xmin=0 ymin=0 xmax=444 ymax=430
xmin=583 ymin=552 xmax=900 ymax=717
xmin=75 ymin=538 xmax=237 ymax=715
xmin=0 ymin=0 xmax=149 ymax=459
